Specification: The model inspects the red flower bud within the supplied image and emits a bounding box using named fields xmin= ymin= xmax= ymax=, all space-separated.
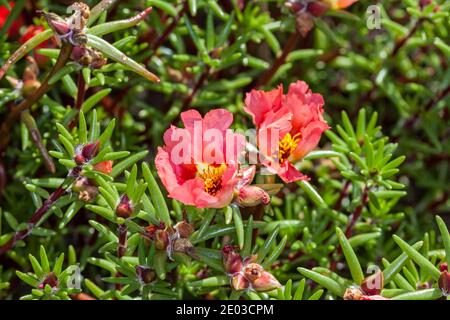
xmin=38 ymin=272 xmax=58 ymax=289
xmin=93 ymin=161 xmax=113 ymax=175
xmin=440 ymin=262 xmax=448 ymax=272
xmin=438 ymin=270 xmax=450 ymax=296
xmin=361 ymin=269 xmax=384 ymax=296
xmin=116 ymin=194 xmax=133 ymax=219
xmin=308 ymin=1 xmax=330 ymax=16
xmin=82 ymin=141 xmax=100 ymax=160
xmin=222 ymin=245 xmax=243 ymax=274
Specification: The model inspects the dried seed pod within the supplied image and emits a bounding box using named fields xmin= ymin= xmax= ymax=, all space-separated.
xmin=231 ymin=273 xmax=249 ymax=291
xmin=135 ymin=266 xmax=155 ymax=284
xmin=172 ymin=238 xmax=194 ymax=253
xmin=174 ymin=220 xmax=194 ymax=238
xmin=154 ymin=229 xmax=169 ymax=250
xmin=249 ymin=270 xmax=282 ymax=292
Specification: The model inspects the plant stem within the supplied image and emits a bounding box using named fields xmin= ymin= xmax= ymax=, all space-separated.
xmin=69 ymin=70 xmax=87 ymax=129
xmin=21 ymin=110 xmax=56 ymax=173
xmin=180 ymin=66 xmax=211 ymax=112
xmin=0 ymin=166 xmax=81 ymax=256
xmin=0 ymin=43 xmax=73 ymax=153
xmin=256 ymin=31 xmax=300 ymax=88
xmin=115 ymin=223 xmax=128 ymax=290
xmin=118 ymin=223 xmax=127 ymax=258
xmin=391 ymin=18 xmax=424 ymax=57
xmin=344 ymin=186 xmax=369 ymax=238
xmin=144 ymin=1 xmax=188 ymax=64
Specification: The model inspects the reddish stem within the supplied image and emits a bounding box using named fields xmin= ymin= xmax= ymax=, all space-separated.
xmin=256 ymin=31 xmax=300 ymax=88
xmin=0 ymin=166 xmax=82 ymax=256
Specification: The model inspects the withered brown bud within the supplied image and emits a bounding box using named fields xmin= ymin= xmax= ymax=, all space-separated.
xmin=174 ymin=220 xmax=194 ymax=238
xmin=438 ymin=270 xmax=450 ymax=296
xmin=72 ymin=177 xmax=98 ymax=202
xmin=243 ymin=263 xmax=263 ymax=282
xmin=135 ymin=265 xmax=155 ymax=284
xmin=116 ymin=194 xmax=133 ymax=219
xmin=22 ymin=80 xmax=41 ymax=98
xmin=243 ymin=262 xmax=281 ymax=292
xmin=361 ymin=269 xmax=384 ymax=296
xmin=154 ymin=229 xmax=169 ymax=250
xmin=172 ymin=238 xmax=194 ymax=254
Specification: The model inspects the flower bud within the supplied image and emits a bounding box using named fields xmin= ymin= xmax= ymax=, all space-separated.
xmin=360 ymin=269 xmax=384 ymax=296
xmin=222 ymin=245 xmax=243 ymax=274
xmin=135 ymin=265 xmax=155 ymax=284
xmin=438 ymin=270 xmax=450 ymax=296
xmin=38 ymin=272 xmax=58 ymax=289
xmin=81 ymin=141 xmax=100 ymax=161
xmin=237 ymin=186 xmax=270 ymax=207
xmin=154 ymin=229 xmax=169 ymax=250
xmin=21 ymin=80 xmax=41 ymax=98
xmin=116 ymin=194 xmax=133 ymax=219
xmin=42 ymin=12 xmax=70 ymax=35
xmin=440 ymin=262 xmax=448 ymax=272
xmin=93 ymin=161 xmax=113 ymax=175
xmin=174 ymin=220 xmax=194 ymax=238
xmin=231 ymin=273 xmax=249 ymax=291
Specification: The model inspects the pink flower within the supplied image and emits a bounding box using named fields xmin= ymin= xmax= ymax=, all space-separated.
xmin=155 ymin=109 xmax=245 ymax=208
xmin=244 ymin=81 xmax=329 ymax=183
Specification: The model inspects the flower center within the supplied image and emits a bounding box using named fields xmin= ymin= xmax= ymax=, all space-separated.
xmin=197 ymin=163 xmax=226 ymax=196
xmin=278 ymin=132 xmax=301 ymax=164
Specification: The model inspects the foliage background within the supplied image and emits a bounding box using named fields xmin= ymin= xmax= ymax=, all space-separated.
xmin=0 ymin=0 xmax=448 ymax=300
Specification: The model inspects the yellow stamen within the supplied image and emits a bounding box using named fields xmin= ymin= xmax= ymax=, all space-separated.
xmin=197 ymin=163 xmax=226 ymax=196
xmin=278 ymin=132 xmax=301 ymax=164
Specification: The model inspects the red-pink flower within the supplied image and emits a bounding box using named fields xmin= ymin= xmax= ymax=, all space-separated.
xmin=244 ymin=81 xmax=329 ymax=183
xmin=155 ymin=109 xmax=245 ymax=208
